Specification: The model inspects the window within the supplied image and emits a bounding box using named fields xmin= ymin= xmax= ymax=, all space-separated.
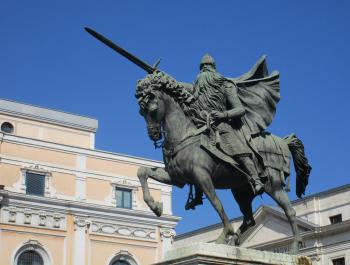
xmin=14 ymin=240 xmax=51 ymax=265
xmin=330 ymin=214 xmax=342 ymax=224
xmin=109 ymin=251 xmax=138 ymax=265
xmin=112 ymin=261 xmax=131 ymax=265
xmin=1 ymin=121 xmax=14 ymax=133
xmin=17 ymin=250 xmax=43 ymax=265
xmin=116 ymin=188 xmax=132 ymax=209
xmin=332 ymin=257 xmax=345 ymax=265
xmin=26 ymin=172 xmax=45 ymax=196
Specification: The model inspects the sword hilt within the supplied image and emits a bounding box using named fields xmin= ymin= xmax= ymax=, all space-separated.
xmin=153 ymin=58 xmax=162 ymax=69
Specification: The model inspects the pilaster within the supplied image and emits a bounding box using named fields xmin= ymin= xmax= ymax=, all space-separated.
xmin=73 ymin=215 xmax=90 ymax=265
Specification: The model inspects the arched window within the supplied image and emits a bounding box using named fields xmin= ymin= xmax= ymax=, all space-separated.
xmin=17 ymin=250 xmax=43 ymax=265
xmin=112 ymin=260 xmax=131 ymax=265
xmin=108 ymin=251 xmax=138 ymax=265
xmin=13 ymin=240 xmax=51 ymax=265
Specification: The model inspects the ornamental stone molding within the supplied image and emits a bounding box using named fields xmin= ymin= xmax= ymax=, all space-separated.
xmin=74 ymin=215 xmax=91 ymax=231
xmin=90 ymin=221 xmax=156 ymax=240
xmin=1 ymin=206 xmax=65 ymax=230
xmin=8 ymin=206 xmax=17 ymax=222
xmin=23 ymin=208 xmax=32 ymax=225
xmin=53 ymin=214 xmax=61 ymax=228
xmin=160 ymin=228 xmax=176 ymax=257
xmin=160 ymin=228 xmax=176 ymax=239
xmin=110 ymin=179 xmax=139 ymax=209
xmin=16 ymin=165 xmax=56 ymax=197
xmin=38 ymin=211 xmax=47 ymax=226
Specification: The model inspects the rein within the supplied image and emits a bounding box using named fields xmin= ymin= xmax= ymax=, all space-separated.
xmin=161 ymin=112 xmax=216 ymax=157
xmin=153 ymin=130 xmax=166 ymax=149
xmin=162 ymin=124 xmax=208 ymax=157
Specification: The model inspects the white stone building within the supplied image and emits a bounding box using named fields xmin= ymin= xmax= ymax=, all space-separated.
xmin=175 ymin=184 xmax=350 ymax=265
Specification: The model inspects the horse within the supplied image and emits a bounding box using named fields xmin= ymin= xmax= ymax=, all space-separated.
xmin=135 ymin=72 xmax=311 ymax=254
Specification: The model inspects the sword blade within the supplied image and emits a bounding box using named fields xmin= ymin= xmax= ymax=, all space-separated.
xmin=85 ymin=27 xmax=155 ymax=74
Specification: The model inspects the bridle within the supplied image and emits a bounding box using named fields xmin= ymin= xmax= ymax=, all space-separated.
xmin=147 ymin=122 xmax=165 ymax=149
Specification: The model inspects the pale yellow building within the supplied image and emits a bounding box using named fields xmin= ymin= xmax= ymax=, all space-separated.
xmin=0 ymin=99 xmax=179 ymax=265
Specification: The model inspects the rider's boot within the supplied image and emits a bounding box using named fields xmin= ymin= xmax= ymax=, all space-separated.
xmin=237 ymin=156 xmax=264 ymax=195
xmin=253 ymin=178 xmax=264 ymax=195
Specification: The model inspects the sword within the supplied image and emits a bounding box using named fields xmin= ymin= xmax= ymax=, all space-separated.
xmin=85 ymin=27 xmax=161 ymax=74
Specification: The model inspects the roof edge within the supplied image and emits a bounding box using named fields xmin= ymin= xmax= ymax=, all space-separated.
xmin=0 ymin=98 xmax=98 ymax=132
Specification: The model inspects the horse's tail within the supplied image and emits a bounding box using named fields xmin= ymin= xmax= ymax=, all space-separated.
xmin=284 ymin=134 xmax=312 ymax=198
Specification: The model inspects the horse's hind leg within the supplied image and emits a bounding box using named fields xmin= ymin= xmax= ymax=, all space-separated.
xmin=138 ymin=166 xmax=175 ymax=217
xmin=230 ymin=185 xmax=256 ymax=245
xmin=194 ymin=169 xmax=235 ymax=244
xmin=265 ymin=169 xmax=302 ymax=254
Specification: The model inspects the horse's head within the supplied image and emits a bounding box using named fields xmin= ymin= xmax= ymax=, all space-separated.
xmin=136 ymin=72 xmax=168 ymax=142
xmin=136 ymin=71 xmax=196 ymax=145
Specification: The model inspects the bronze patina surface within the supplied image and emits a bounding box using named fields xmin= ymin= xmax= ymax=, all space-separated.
xmin=86 ymin=28 xmax=311 ymax=254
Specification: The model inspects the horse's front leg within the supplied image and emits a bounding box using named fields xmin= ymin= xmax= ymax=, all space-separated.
xmin=137 ymin=166 xmax=174 ymax=217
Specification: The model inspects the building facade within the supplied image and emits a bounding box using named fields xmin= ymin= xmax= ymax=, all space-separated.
xmin=175 ymin=184 xmax=350 ymax=265
xmin=0 ymin=99 xmax=179 ymax=265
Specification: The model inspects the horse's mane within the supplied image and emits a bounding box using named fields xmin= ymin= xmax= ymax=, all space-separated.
xmin=136 ymin=72 xmax=199 ymax=120
xmin=136 ymin=72 xmax=229 ymax=127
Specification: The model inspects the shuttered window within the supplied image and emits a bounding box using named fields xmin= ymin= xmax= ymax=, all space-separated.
xmin=26 ymin=172 xmax=45 ymax=196
xmin=116 ymin=188 xmax=132 ymax=209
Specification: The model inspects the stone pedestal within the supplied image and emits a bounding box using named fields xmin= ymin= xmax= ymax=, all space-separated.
xmin=154 ymin=243 xmax=312 ymax=265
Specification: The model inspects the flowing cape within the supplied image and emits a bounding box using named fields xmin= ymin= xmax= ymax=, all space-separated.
xmin=229 ymin=55 xmax=280 ymax=135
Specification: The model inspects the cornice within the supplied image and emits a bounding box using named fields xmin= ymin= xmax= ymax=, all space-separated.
xmin=291 ymin=183 xmax=350 ymax=205
xmin=2 ymin=134 xmax=164 ymax=168
xmin=0 ymin=156 xmax=168 ymax=189
xmin=0 ymin=98 xmax=98 ymax=132
xmin=0 ymin=190 xmax=181 ymax=227
xmin=250 ymin=221 xmax=350 ymax=251
xmin=175 ymin=204 xmax=316 ymax=241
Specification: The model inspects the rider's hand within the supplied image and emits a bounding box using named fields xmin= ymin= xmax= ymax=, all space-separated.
xmin=210 ymin=111 xmax=227 ymax=121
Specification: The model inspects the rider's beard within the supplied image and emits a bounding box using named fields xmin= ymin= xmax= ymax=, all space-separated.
xmin=194 ymin=68 xmax=220 ymax=95
xmin=192 ymin=69 xmax=226 ymax=113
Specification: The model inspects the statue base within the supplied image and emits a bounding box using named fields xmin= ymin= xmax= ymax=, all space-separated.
xmin=154 ymin=243 xmax=312 ymax=265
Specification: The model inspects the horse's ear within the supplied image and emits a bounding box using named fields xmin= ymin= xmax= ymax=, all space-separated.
xmin=137 ymin=79 xmax=143 ymax=87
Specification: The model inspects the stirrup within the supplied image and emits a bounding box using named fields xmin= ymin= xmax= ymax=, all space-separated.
xmin=185 ymin=195 xmax=203 ymax=210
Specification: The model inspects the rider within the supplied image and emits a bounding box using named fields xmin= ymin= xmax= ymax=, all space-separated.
xmin=185 ymin=54 xmax=265 ymax=210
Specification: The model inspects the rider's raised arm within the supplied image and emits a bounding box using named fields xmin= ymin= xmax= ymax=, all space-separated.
xmin=224 ymin=82 xmax=245 ymax=120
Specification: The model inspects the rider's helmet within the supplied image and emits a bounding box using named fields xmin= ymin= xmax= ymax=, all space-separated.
xmin=200 ymin=53 xmax=216 ymax=70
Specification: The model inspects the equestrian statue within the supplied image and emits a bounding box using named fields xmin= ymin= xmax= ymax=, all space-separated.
xmin=85 ymin=27 xmax=312 ymax=254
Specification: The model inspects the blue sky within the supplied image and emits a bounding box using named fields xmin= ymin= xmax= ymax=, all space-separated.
xmin=1 ymin=1 xmax=349 ymax=234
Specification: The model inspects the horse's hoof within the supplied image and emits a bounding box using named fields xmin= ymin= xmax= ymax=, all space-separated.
xmin=289 ymin=241 xmax=301 ymax=255
xmin=229 ymin=233 xmax=240 ymax=246
xmin=153 ymin=202 xmax=163 ymax=217
xmin=215 ymin=235 xmax=229 ymax=245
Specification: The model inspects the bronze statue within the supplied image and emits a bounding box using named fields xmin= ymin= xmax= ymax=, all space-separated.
xmin=85 ymin=27 xmax=312 ymax=254
xmin=183 ymin=53 xmax=265 ymax=210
